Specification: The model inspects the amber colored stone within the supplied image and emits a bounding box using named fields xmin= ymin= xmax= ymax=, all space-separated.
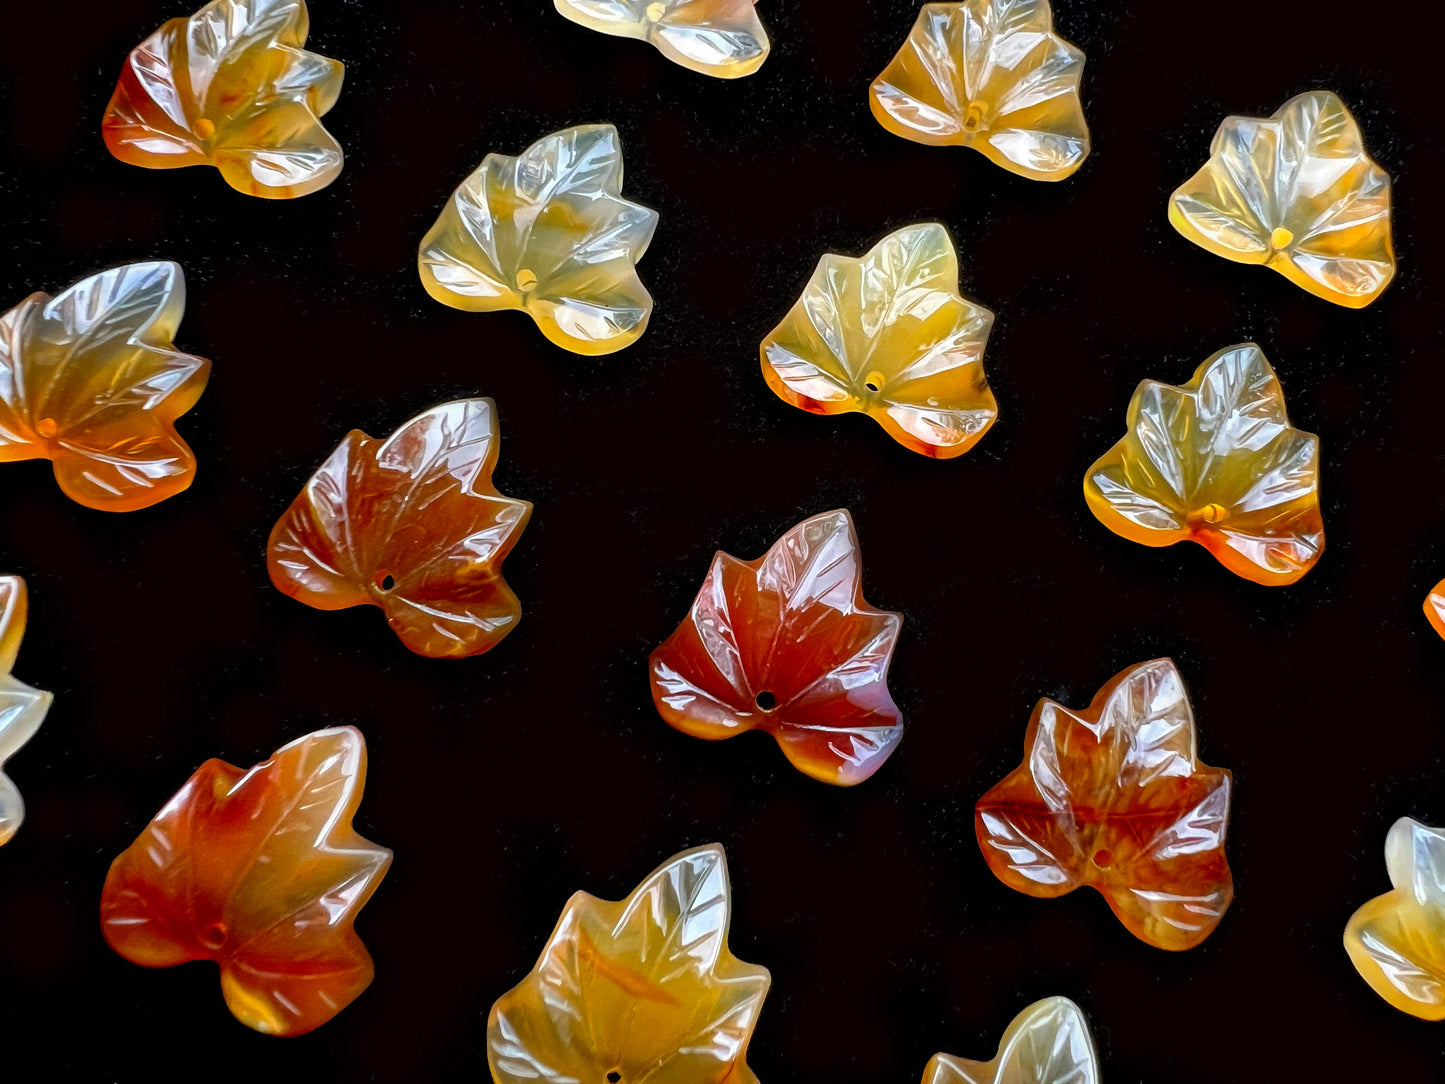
xmin=419 ymin=124 xmax=659 ymax=356
xmin=489 ymin=843 xmax=769 ymax=1084
xmin=1169 ymin=91 xmax=1394 ymax=308
xmin=650 ymin=510 xmax=903 ymax=786
xmin=554 ymin=0 xmax=770 ymax=79
xmin=0 ymin=262 xmax=211 ymax=512
xmin=100 ymin=727 xmax=391 ymax=1036
xmin=0 ymin=576 xmax=53 ymax=848
xmin=1344 ymin=817 xmax=1445 ymax=1019
xmin=925 ymin=997 xmax=1100 ymax=1084
xmin=102 ymin=0 xmax=344 ymax=199
xmin=870 ymin=1 xmax=1090 ymax=181
xmin=268 ymin=399 xmax=532 ymax=659
xmin=1424 ymin=580 xmax=1445 ymax=641
xmin=761 ymin=223 xmax=998 ymax=459
xmin=1084 ymin=343 xmax=1323 ymax=587
xmin=975 ymin=659 xmax=1233 ymax=951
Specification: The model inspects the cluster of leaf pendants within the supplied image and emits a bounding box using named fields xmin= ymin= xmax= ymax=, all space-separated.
xmin=0 ymin=0 xmax=1438 ymax=1078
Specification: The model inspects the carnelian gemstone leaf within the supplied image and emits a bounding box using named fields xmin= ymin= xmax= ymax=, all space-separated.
xmin=418 ymin=124 xmax=659 ymax=356
xmin=100 ymin=727 xmax=391 ymax=1036
xmin=975 ymin=659 xmax=1234 ymax=951
xmin=870 ymin=0 xmax=1090 ymax=182
xmin=649 ymin=510 xmax=903 ymax=786
xmin=267 ymin=399 xmax=532 ymax=659
xmin=489 ymin=843 xmax=770 ymax=1084
xmin=1424 ymin=580 xmax=1445 ymax=641
xmin=0 ymin=262 xmax=211 ymax=512
xmin=761 ymin=223 xmax=998 ymax=459
xmin=1 ymin=576 xmax=53 ymax=848
xmin=924 ymin=997 xmax=1100 ymax=1084
xmin=553 ymin=0 xmax=770 ymax=79
xmin=1169 ymin=91 xmax=1395 ymax=308
xmin=1344 ymin=817 xmax=1445 ymax=1020
xmin=1083 ymin=343 xmax=1323 ymax=587
xmin=102 ymin=0 xmax=345 ymax=199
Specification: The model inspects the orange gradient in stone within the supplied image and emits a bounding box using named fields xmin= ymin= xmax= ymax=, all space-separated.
xmin=1 ymin=576 xmax=53 ymax=848
xmin=102 ymin=0 xmax=344 ymax=199
xmin=1084 ymin=343 xmax=1323 ymax=587
xmin=925 ymin=997 xmax=1100 ymax=1084
xmin=870 ymin=0 xmax=1090 ymax=182
xmin=1424 ymin=581 xmax=1445 ymax=641
xmin=1169 ymin=91 xmax=1394 ymax=308
xmin=0 ymin=262 xmax=210 ymax=512
xmin=268 ymin=399 xmax=532 ymax=659
xmin=650 ymin=510 xmax=903 ymax=786
xmin=488 ymin=844 xmax=770 ymax=1084
xmin=761 ymin=223 xmax=997 ymax=459
xmin=1345 ymin=817 xmax=1445 ymax=1020
xmin=100 ymin=727 xmax=391 ymax=1036
xmin=975 ymin=659 xmax=1234 ymax=951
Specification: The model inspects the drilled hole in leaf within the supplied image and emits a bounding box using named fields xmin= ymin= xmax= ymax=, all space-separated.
xmin=1092 ymin=849 xmax=1113 ymax=869
xmin=755 ymin=691 xmax=777 ymax=711
xmin=864 ymin=370 xmax=885 ymax=393
xmin=200 ymin=922 xmax=227 ymax=951
xmin=607 ymin=1073 xmax=622 ymax=1083
xmin=376 ymin=572 xmax=397 ymax=592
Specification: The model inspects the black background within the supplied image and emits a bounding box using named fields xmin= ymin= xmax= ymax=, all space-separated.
xmin=2 ymin=0 xmax=1443 ymax=1079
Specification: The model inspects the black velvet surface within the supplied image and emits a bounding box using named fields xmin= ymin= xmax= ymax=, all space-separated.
xmin=2 ymin=1 xmax=1443 ymax=1079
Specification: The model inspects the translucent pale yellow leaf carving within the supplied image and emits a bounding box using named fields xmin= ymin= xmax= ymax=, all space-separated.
xmin=1345 ymin=818 xmax=1445 ymax=1020
xmin=0 ymin=576 xmax=53 ymax=847
xmin=870 ymin=0 xmax=1090 ymax=181
xmin=761 ymin=223 xmax=997 ymax=458
xmin=102 ymin=0 xmax=345 ymax=199
xmin=419 ymin=124 xmax=659 ymax=356
xmin=554 ymin=0 xmax=770 ymax=78
xmin=489 ymin=843 xmax=770 ymax=1084
xmin=925 ymin=997 xmax=1100 ymax=1084
xmin=1169 ymin=91 xmax=1395 ymax=308
xmin=1083 ymin=343 xmax=1323 ymax=587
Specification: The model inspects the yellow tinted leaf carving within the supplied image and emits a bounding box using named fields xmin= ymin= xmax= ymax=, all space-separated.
xmin=1169 ymin=91 xmax=1395 ymax=308
xmin=102 ymin=0 xmax=345 ymax=199
xmin=0 ymin=576 xmax=53 ymax=847
xmin=1083 ymin=343 xmax=1323 ymax=586
xmin=489 ymin=844 xmax=771 ymax=1084
xmin=925 ymin=997 xmax=1100 ymax=1084
xmin=554 ymin=0 xmax=770 ymax=79
xmin=870 ymin=1 xmax=1090 ymax=181
xmin=1345 ymin=818 xmax=1445 ymax=1020
xmin=761 ymin=223 xmax=997 ymax=458
xmin=419 ymin=124 xmax=660 ymax=356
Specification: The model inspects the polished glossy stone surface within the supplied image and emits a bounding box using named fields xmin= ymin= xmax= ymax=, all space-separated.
xmin=1345 ymin=817 xmax=1445 ymax=1019
xmin=925 ymin=997 xmax=1099 ymax=1084
xmin=100 ymin=727 xmax=391 ymax=1036
xmin=419 ymin=124 xmax=659 ymax=356
xmin=489 ymin=843 xmax=770 ymax=1084
xmin=1169 ymin=91 xmax=1394 ymax=308
xmin=0 ymin=576 xmax=52 ymax=848
xmin=761 ymin=222 xmax=997 ymax=458
xmin=650 ymin=510 xmax=903 ymax=785
xmin=268 ymin=399 xmax=532 ymax=659
xmin=1084 ymin=343 xmax=1323 ymax=586
xmin=976 ymin=659 xmax=1234 ymax=951
xmin=102 ymin=0 xmax=344 ymax=199
xmin=870 ymin=0 xmax=1089 ymax=181
xmin=553 ymin=0 xmax=770 ymax=78
xmin=0 ymin=262 xmax=211 ymax=512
